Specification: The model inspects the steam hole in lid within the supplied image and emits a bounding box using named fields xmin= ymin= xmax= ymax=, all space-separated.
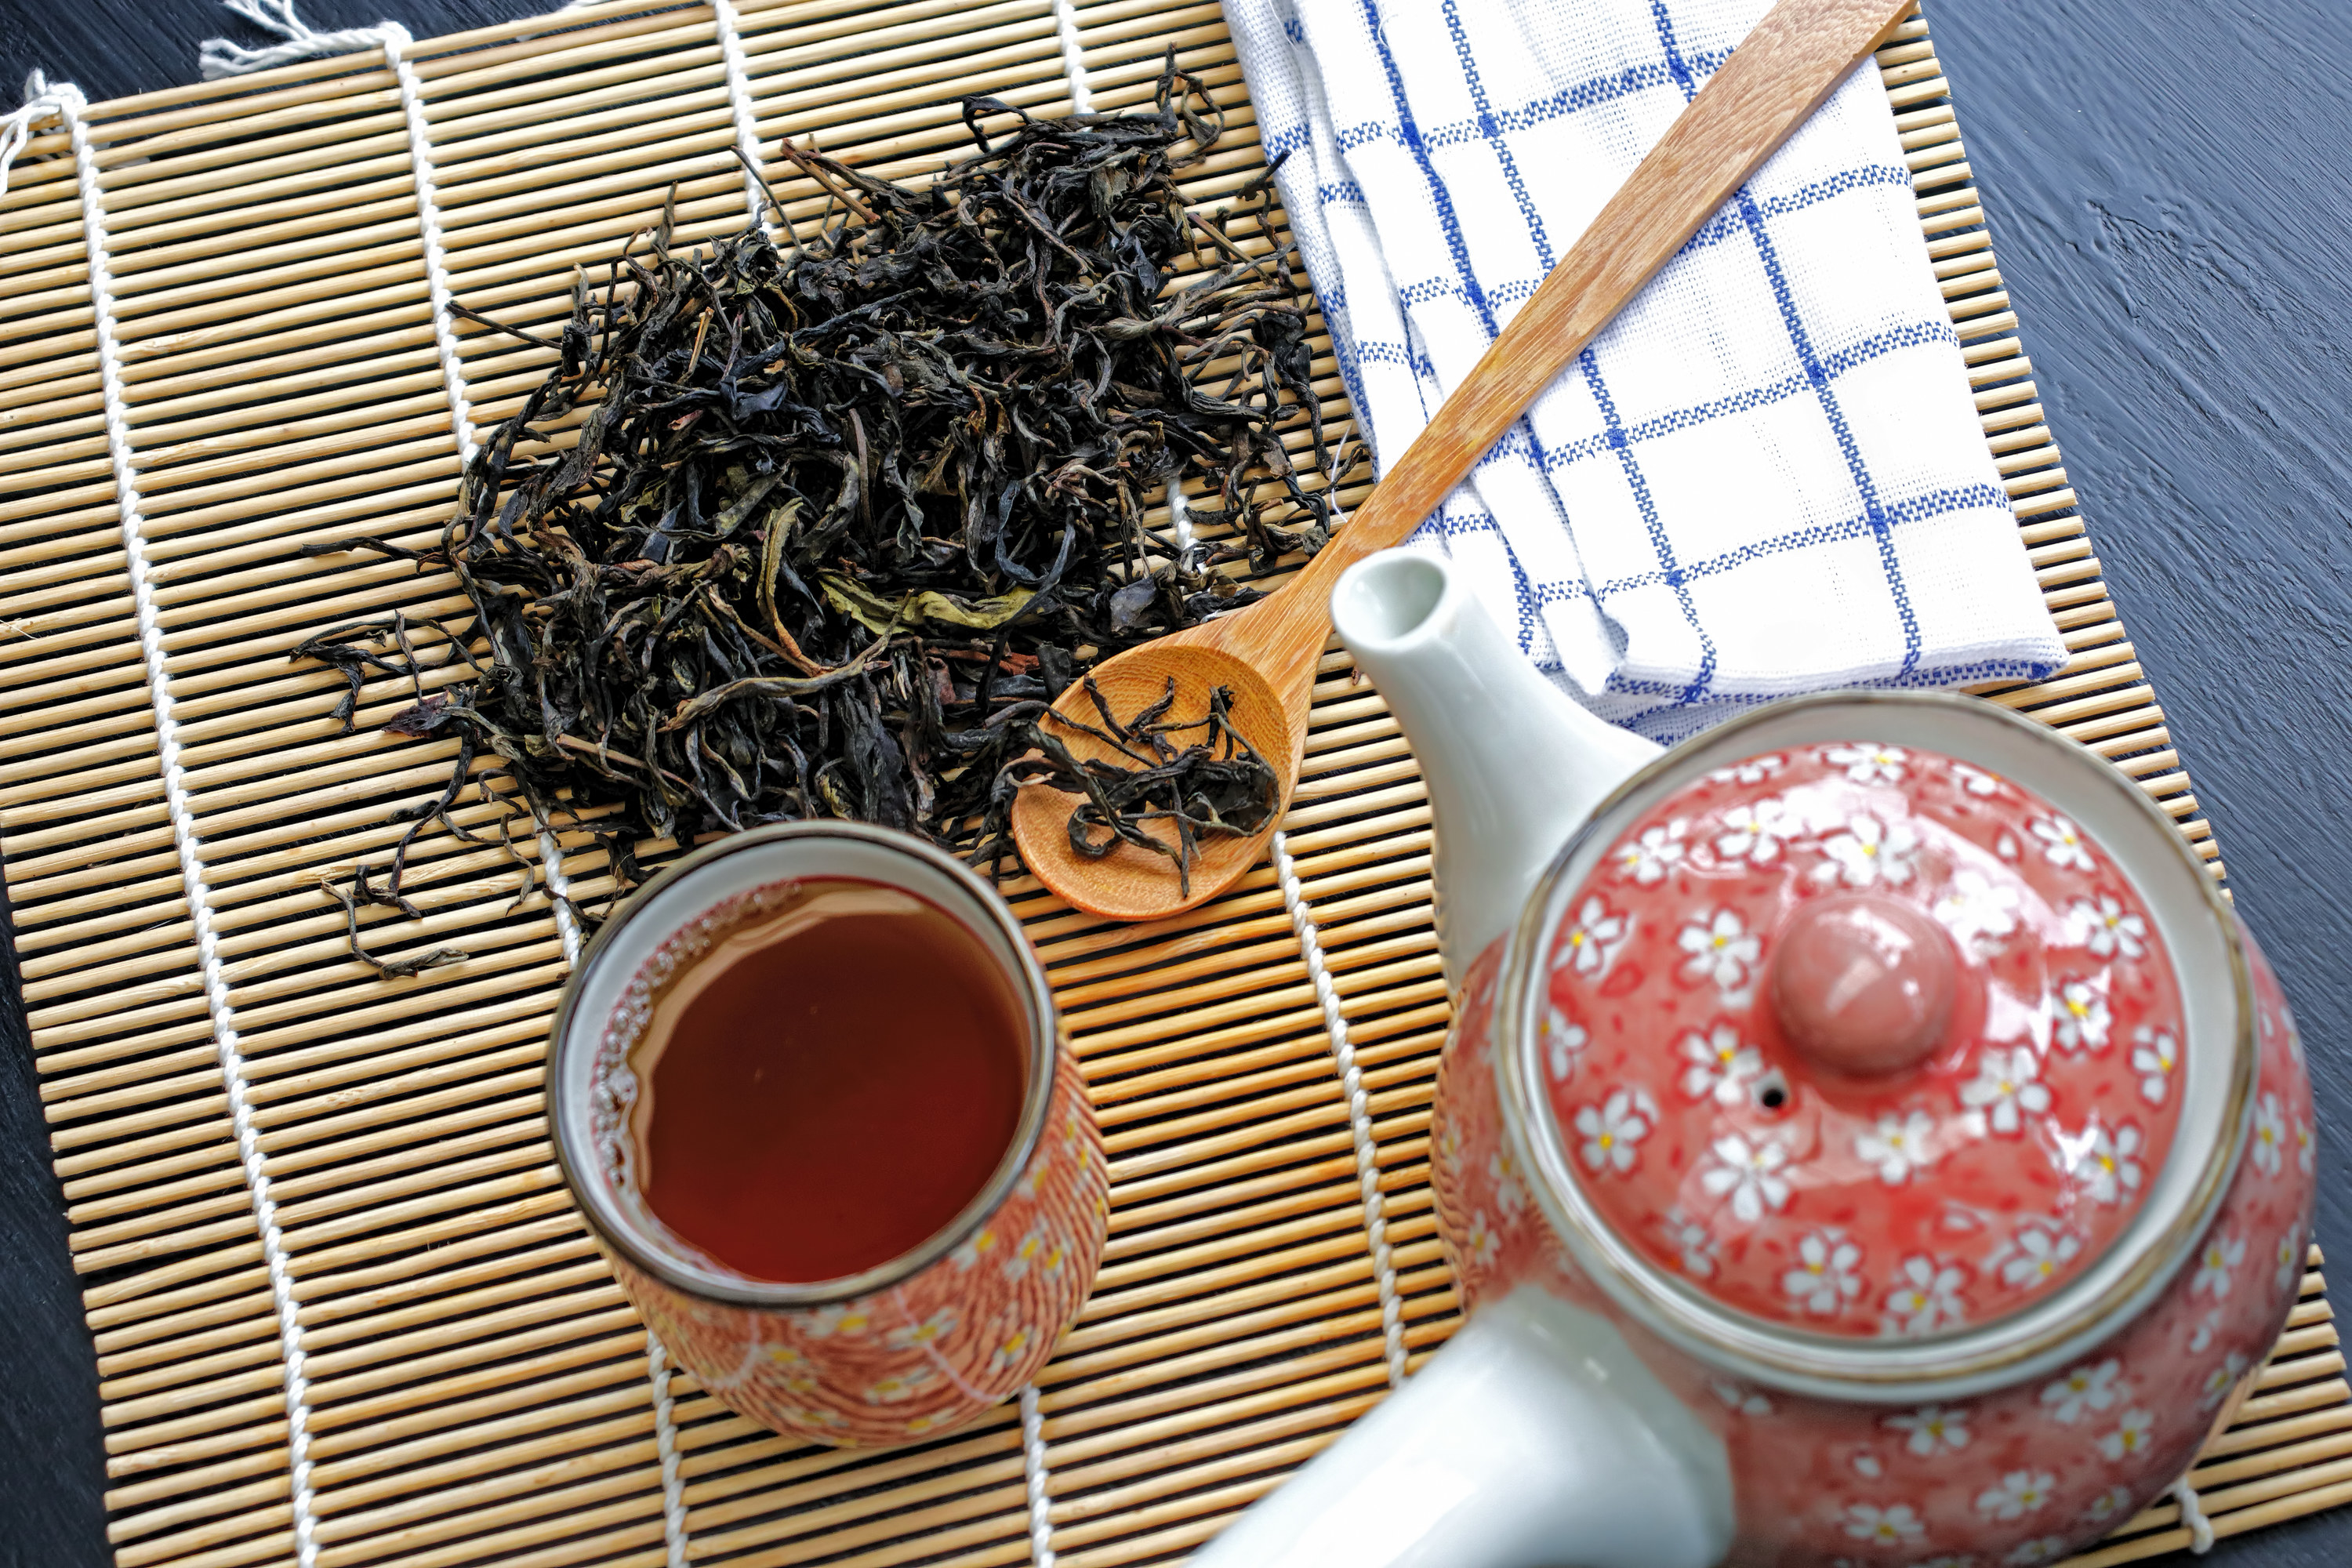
xmin=1755 ymin=1071 xmax=1790 ymax=1111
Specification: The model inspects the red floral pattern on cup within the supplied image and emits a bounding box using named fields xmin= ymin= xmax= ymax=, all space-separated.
xmin=1436 ymin=814 xmax=2314 ymax=1566
xmin=1538 ymin=744 xmax=2187 ymax=1336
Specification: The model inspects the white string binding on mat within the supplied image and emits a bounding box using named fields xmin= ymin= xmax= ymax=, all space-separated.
xmin=707 ymin=0 xmax=772 ymax=234
xmin=33 ymin=73 xmax=328 ymax=1568
xmin=1018 ymin=1384 xmax=1058 ymax=1566
xmin=1050 ymin=0 xmax=1092 ymax=114
xmin=645 ymin=1332 xmax=693 ymax=1568
xmin=197 ymin=7 xmax=684 ymax=1553
xmin=2170 ymin=1474 xmax=2217 ymax=1555
xmin=1273 ymin=829 xmax=1408 ymax=1388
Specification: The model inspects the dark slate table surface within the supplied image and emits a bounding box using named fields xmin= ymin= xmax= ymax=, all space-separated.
xmin=3 ymin=2 xmax=2348 ymax=1563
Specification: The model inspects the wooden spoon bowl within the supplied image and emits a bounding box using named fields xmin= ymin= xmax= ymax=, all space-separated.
xmin=1010 ymin=638 xmax=1298 ymax=920
xmin=1012 ymin=0 xmax=1918 ymax=923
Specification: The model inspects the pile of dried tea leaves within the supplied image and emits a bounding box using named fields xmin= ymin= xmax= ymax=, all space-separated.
xmin=299 ymin=60 xmax=1334 ymax=959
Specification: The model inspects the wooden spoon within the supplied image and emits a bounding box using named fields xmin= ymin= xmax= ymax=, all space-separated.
xmin=1014 ymin=0 xmax=1920 ymax=921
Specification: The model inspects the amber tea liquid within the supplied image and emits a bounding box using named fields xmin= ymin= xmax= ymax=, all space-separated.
xmin=626 ymin=877 xmax=1028 ymax=1283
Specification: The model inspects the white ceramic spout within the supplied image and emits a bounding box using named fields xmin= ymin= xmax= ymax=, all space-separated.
xmin=1330 ymin=551 xmax=1663 ymax=989
xmin=1189 ymin=1287 xmax=1735 ymax=1568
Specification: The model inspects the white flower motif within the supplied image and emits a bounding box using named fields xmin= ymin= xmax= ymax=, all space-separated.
xmin=1841 ymin=1501 xmax=1926 ymax=1545
xmin=1827 ymin=742 xmax=1909 ymax=784
xmin=2188 ymin=1307 xmax=2223 ymax=1355
xmin=884 ymin=1308 xmax=958 ymax=1350
xmin=950 ymin=1229 xmax=998 ymax=1272
xmin=1885 ymin=1403 xmax=1972 ymax=1456
xmin=1933 ymin=867 xmax=2020 ymax=947
xmin=1714 ymin=797 xmax=1796 ymax=863
xmin=1819 ymin=811 xmax=1921 ymax=888
xmin=2049 ymin=980 xmax=2112 ymax=1051
xmin=2252 ymin=1092 xmax=2287 ymax=1176
xmin=1954 ymin=760 xmax=2004 ymax=797
xmin=1616 ymin=822 xmax=1687 ymax=885
xmin=1996 ymin=832 xmax=2022 ymax=860
xmin=1486 ymin=1151 xmax=1526 ymax=1219
xmin=1661 ymin=1207 xmax=1718 ymax=1279
xmin=1552 ymin=895 xmax=1629 ymax=977
xmin=2297 ymin=1117 xmax=2317 ymax=1174
xmin=1574 ymin=1088 xmax=1656 ymax=1175
xmin=1961 ymin=1047 xmax=2052 ymax=1134
xmin=1976 ymin=1468 xmax=2056 ymax=1520
xmin=2031 ymin=814 xmax=2096 ymax=872
xmin=1708 ymin=1377 xmax=1772 ymax=1417
xmin=2005 ymin=1537 xmax=2069 ymax=1565
xmin=2130 ymin=1026 xmax=2177 ymax=1105
xmin=1882 ymin=1255 xmax=1969 ymax=1337
xmin=2040 ymin=1358 xmax=2123 ymax=1424
xmin=1004 ymin=1225 xmax=1069 ymax=1282
xmin=2082 ymin=1484 xmax=2134 ymax=1523
xmin=2199 ymin=1350 xmax=2249 ymax=1409
xmin=1677 ymin=908 xmax=1762 ymax=993
xmin=1700 ymin=1132 xmax=1793 ymax=1222
xmin=804 ymin=1301 xmax=875 ymax=1338
xmin=862 ymin=1366 xmax=935 ymax=1404
xmin=1783 ymin=1229 xmax=1865 ymax=1316
xmin=1851 ymin=1450 xmax=1883 ymax=1479
xmin=2280 ymin=1229 xmax=2304 ymax=1292
xmin=1679 ymin=1024 xmax=1762 ymax=1106
xmin=2191 ymin=1232 xmax=2245 ymax=1299
xmin=2000 ymin=1220 xmax=2082 ymax=1290
xmin=2071 ymin=1122 xmax=2146 ymax=1204
xmin=1857 ymin=1109 xmax=1939 ymax=1185
xmin=1541 ymin=1008 xmax=1588 ymax=1081
xmin=1708 ymin=753 xmax=1785 ymax=786
xmin=2067 ymin=894 xmax=2148 ymax=959
xmin=986 ymin=1324 xmax=1035 ymax=1375
xmin=2097 ymin=1407 xmax=2156 ymax=1461
xmin=1465 ymin=1210 xmax=1501 ymax=1270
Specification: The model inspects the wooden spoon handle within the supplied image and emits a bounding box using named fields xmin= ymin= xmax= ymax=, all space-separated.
xmin=1281 ymin=0 xmax=1919 ymax=615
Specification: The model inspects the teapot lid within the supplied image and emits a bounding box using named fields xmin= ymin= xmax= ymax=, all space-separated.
xmin=1497 ymin=694 xmax=2253 ymax=1399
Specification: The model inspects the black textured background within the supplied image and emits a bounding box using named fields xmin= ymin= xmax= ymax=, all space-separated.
xmin=2 ymin=2 xmax=2347 ymax=1563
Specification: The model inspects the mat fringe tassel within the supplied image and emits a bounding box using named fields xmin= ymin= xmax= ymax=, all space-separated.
xmin=1273 ymin=830 xmax=1409 ymax=1388
xmin=27 ymin=70 xmax=328 ymax=1568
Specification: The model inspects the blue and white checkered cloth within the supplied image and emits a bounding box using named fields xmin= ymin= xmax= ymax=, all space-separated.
xmin=1227 ymin=0 xmax=2066 ymax=741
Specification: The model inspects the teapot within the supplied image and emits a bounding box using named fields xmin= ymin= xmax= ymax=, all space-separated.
xmin=1195 ymin=550 xmax=2314 ymax=1568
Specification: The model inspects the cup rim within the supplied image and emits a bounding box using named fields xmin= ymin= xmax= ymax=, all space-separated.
xmin=546 ymin=820 xmax=1060 ymax=1308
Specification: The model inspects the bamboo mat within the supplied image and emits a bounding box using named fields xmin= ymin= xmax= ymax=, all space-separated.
xmin=0 ymin=3 xmax=2343 ymax=1565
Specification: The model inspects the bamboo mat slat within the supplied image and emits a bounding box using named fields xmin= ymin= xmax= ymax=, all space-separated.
xmin=0 ymin=3 xmax=2334 ymax=1564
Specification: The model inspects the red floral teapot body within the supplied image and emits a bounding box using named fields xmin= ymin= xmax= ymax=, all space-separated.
xmin=1195 ymin=553 xmax=2314 ymax=1568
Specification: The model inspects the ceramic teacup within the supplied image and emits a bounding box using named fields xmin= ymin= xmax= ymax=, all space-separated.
xmin=548 ymin=821 xmax=1107 ymax=1446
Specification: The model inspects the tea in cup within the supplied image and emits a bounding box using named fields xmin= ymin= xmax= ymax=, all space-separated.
xmin=550 ymin=822 xmax=1106 ymax=1445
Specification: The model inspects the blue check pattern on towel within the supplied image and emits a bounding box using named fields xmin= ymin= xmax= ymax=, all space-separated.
xmin=1226 ymin=0 xmax=2065 ymax=741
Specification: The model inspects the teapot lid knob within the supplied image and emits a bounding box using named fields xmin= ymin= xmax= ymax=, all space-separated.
xmin=1769 ymin=894 xmax=1957 ymax=1077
